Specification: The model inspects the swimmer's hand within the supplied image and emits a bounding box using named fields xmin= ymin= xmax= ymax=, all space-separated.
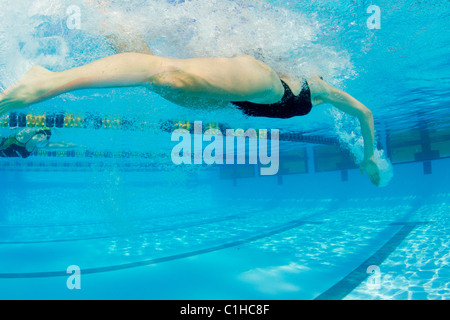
xmin=360 ymin=157 xmax=381 ymax=186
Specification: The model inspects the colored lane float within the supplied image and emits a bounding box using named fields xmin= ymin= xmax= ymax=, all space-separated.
xmin=1 ymin=112 xmax=146 ymax=131
xmin=0 ymin=112 xmax=238 ymax=132
xmin=0 ymin=112 xmax=341 ymax=145
xmin=0 ymin=160 xmax=167 ymax=172
xmin=2 ymin=112 xmax=450 ymax=177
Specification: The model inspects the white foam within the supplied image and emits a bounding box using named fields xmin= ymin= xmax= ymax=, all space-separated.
xmin=1 ymin=0 xmax=356 ymax=83
xmin=113 ymin=0 xmax=355 ymax=81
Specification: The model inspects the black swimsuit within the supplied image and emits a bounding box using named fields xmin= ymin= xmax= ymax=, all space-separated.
xmin=0 ymin=129 xmax=50 ymax=158
xmin=0 ymin=135 xmax=36 ymax=158
xmin=231 ymin=79 xmax=313 ymax=119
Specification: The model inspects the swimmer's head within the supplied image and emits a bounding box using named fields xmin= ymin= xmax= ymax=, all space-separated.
xmin=31 ymin=127 xmax=52 ymax=148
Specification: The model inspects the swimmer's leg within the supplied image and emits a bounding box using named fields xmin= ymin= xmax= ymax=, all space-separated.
xmin=0 ymin=53 xmax=166 ymax=116
xmin=0 ymin=54 xmax=282 ymax=116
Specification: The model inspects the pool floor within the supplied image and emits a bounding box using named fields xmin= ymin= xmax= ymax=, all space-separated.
xmin=0 ymin=191 xmax=449 ymax=300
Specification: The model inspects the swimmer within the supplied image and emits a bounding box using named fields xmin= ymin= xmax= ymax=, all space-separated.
xmin=0 ymin=128 xmax=52 ymax=158
xmin=0 ymin=5 xmax=380 ymax=185
xmin=0 ymin=128 xmax=77 ymax=158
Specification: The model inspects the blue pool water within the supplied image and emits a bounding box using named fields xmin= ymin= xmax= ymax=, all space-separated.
xmin=0 ymin=0 xmax=449 ymax=300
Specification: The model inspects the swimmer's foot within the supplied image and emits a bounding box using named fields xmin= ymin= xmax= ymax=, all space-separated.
xmin=0 ymin=66 xmax=54 ymax=117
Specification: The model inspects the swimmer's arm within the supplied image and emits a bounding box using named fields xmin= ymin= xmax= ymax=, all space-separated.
xmin=45 ymin=142 xmax=82 ymax=149
xmin=326 ymin=90 xmax=375 ymax=161
xmin=309 ymin=77 xmax=375 ymax=161
xmin=309 ymin=77 xmax=380 ymax=185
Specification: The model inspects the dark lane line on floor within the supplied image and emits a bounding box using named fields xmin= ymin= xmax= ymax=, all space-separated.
xmin=0 ymin=220 xmax=322 ymax=279
xmin=0 ymin=215 xmax=242 ymax=245
xmin=314 ymin=222 xmax=430 ymax=300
